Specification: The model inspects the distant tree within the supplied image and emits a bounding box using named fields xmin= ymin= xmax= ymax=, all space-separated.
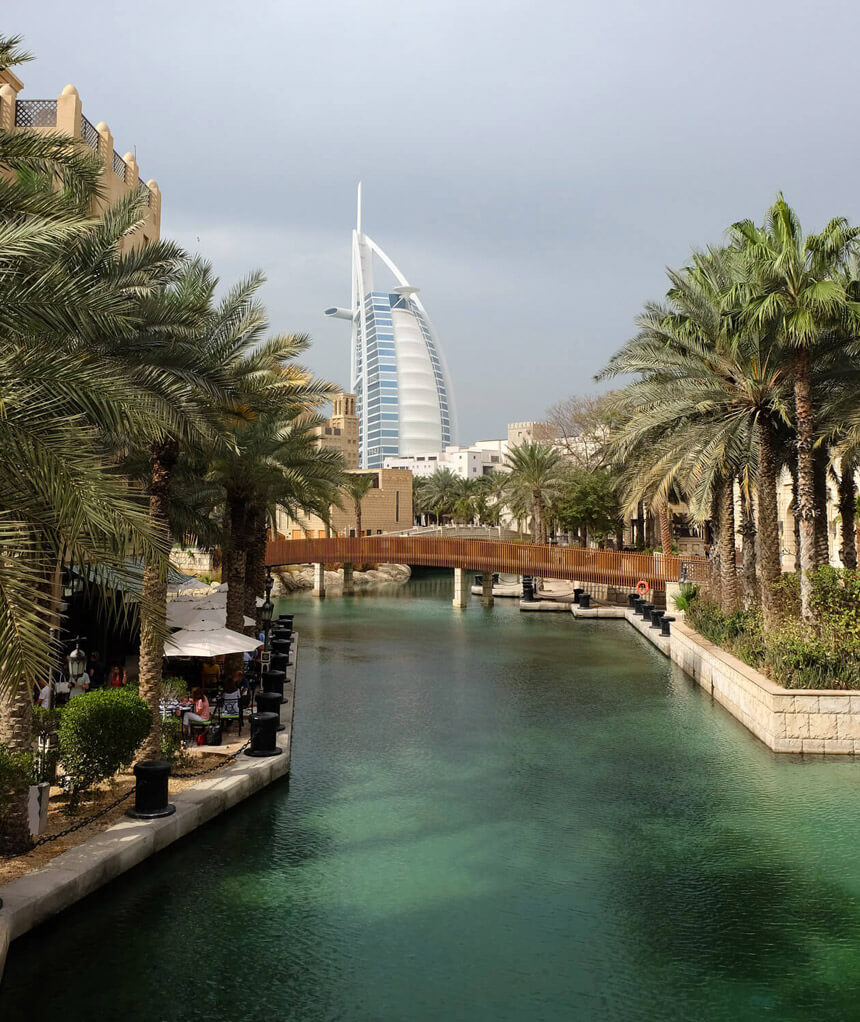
xmin=342 ymin=473 xmax=376 ymax=536
xmin=546 ymin=392 xmax=620 ymax=471
xmin=504 ymin=442 xmax=565 ymax=544
xmin=552 ymin=468 xmax=622 ymax=547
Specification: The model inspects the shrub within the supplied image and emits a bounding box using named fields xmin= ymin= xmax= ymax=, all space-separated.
xmin=160 ymin=715 xmax=183 ymax=765
xmin=161 ymin=676 xmax=188 ymax=702
xmin=684 ymin=580 xmax=860 ymax=689
xmin=32 ymin=704 xmax=62 ymax=741
xmin=0 ymin=744 xmax=32 ymax=808
xmin=58 ymin=688 xmax=152 ymax=795
xmin=672 ymin=583 xmax=698 ymax=612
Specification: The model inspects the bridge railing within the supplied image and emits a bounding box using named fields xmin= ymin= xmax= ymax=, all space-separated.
xmin=266 ymin=536 xmax=710 ymax=591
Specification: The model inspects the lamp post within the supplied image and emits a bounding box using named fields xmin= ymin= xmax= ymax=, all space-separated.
xmin=65 ymin=638 xmax=87 ymax=705
xmin=260 ymin=571 xmax=275 ymax=676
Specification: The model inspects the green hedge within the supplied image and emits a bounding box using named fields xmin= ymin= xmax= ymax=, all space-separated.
xmin=58 ymin=687 xmax=152 ymax=794
xmin=685 ymin=568 xmax=860 ymax=690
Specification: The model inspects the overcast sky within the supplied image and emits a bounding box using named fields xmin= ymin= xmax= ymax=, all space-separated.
xmin=15 ymin=0 xmax=860 ymax=440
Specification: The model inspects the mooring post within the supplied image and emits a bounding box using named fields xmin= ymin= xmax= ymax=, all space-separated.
xmin=482 ymin=571 xmax=494 ymax=607
xmin=342 ymin=562 xmax=354 ymax=595
xmin=312 ymin=562 xmax=326 ymax=598
xmin=452 ymin=567 xmax=469 ymax=609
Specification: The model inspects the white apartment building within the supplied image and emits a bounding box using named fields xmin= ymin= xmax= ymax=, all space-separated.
xmin=384 ymin=439 xmax=507 ymax=479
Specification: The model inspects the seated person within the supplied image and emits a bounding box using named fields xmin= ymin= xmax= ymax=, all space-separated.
xmin=221 ymin=671 xmax=243 ymax=717
xmin=181 ymin=686 xmax=210 ymax=735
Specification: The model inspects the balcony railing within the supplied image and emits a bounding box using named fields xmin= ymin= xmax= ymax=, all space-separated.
xmin=80 ymin=115 xmax=99 ymax=153
xmin=14 ymin=99 xmax=57 ymax=128
xmin=137 ymin=180 xmax=151 ymax=207
xmin=112 ymin=149 xmax=127 ymax=181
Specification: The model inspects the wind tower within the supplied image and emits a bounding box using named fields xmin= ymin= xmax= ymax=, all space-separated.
xmin=325 ymin=184 xmax=457 ymax=469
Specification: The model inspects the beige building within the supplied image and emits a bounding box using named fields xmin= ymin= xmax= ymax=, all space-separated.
xmin=277 ymin=467 xmax=414 ymax=539
xmin=275 ymin=393 xmax=412 ymax=537
xmin=312 ymin=393 xmax=359 ymax=470
xmin=0 ymin=69 xmax=161 ymax=251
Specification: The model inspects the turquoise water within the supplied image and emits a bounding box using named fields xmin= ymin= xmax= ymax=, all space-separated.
xmin=3 ymin=572 xmax=860 ymax=1020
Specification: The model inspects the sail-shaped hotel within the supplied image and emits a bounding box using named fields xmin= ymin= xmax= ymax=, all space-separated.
xmin=325 ymin=186 xmax=456 ymax=469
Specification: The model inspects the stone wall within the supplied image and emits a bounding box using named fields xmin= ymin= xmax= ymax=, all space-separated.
xmin=667 ymin=617 xmax=860 ymax=754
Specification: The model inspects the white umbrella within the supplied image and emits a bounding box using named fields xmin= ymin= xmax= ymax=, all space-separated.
xmin=164 ymin=627 xmax=262 ymax=657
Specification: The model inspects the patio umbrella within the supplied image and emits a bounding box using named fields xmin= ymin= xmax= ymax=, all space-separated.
xmin=164 ymin=627 xmax=262 ymax=657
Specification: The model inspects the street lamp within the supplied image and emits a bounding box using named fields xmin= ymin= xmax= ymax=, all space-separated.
xmin=65 ymin=639 xmax=87 ymax=703
xmin=260 ymin=571 xmax=275 ymax=680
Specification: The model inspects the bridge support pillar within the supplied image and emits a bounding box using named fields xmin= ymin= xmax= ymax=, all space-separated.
xmin=342 ymin=562 xmax=354 ymax=595
xmin=452 ymin=568 xmax=469 ymax=609
xmin=481 ymin=572 xmax=494 ymax=607
xmin=312 ymin=562 xmax=326 ymax=598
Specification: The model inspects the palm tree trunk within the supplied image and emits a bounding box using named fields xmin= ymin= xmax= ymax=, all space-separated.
xmin=756 ymin=416 xmax=782 ymax=629
xmin=244 ymin=506 xmax=266 ymax=629
xmin=138 ymin=439 xmax=177 ymax=761
xmin=718 ymin=476 xmax=739 ymax=613
xmin=0 ymin=680 xmax=34 ymax=854
xmin=739 ymin=486 xmax=758 ymax=609
xmin=224 ymin=494 xmax=248 ymax=679
xmin=813 ymin=447 xmax=830 ymax=567
xmin=532 ymin=493 xmax=545 ymax=544
xmin=355 ymin=499 xmax=362 ymax=539
xmin=794 ymin=351 xmax=818 ymax=621
xmin=658 ymin=504 xmax=673 ymax=555
xmin=709 ymin=491 xmax=722 ymax=607
xmin=838 ymin=457 xmax=857 ymax=570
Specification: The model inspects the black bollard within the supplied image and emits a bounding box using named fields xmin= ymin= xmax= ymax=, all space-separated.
xmin=628 ymin=593 xmax=638 ymax=608
xmin=262 ymin=669 xmax=286 ymax=703
xmin=522 ymin=576 xmax=535 ymax=602
xmin=661 ymin=616 xmax=675 ymax=637
xmin=271 ymin=639 xmax=292 ymax=656
xmin=127 ymin=760 xmax=175 ymax=819
xmin=640 ymin=602 xmax=654 ymax=619
xmin=579 ymin=592 xmax=592 ymax=609
xmin=269 ymin=653 xmax=290 ymax=674
xmin=573 ymin=587 xmax=584 ymax=605
xmin=256 ymin=690 xmax=286 ymax=731
xmin=650 ymin=609 xmax=665 ymax=629
xmin=245 ymin=712 xmax=283 ymax=757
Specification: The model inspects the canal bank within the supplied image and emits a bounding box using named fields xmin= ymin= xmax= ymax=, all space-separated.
xmin=0 ymin=639 xmax=298 ymax=981
xmin=3 ymin=575 xmax=860 ymax=1019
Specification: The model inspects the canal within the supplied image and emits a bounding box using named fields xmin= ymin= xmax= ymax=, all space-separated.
xmin=3 ymin=572 xmax=860 ymax=1020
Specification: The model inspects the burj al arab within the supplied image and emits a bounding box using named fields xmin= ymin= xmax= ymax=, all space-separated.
xmin=325 ymin=185 xmax=457 ymax=469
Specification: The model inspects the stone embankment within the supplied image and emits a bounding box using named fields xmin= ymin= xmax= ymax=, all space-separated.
xmin=576 ymin=602 xmax=860 ymax=755
xmin=275 ymin=562 xmax=410 ymax=593
xmin=0 ymin=640 xmax=299 ymax=981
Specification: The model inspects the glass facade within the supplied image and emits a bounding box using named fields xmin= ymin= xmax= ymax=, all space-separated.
xmin=329 ymin=202 xmax=457 ymax=469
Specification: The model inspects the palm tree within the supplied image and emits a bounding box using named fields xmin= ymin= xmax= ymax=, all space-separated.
xmin=601 ymin=249 xmax=793 ymax=622
xmin=0 ymin=53 xmax=179 ymax=848
xmin=342 ymin=472 xmax=376 ymax=537
xmin=503 ymin=442 xmax=564 ymax=544
xmin=422 ymin=468 xmax=461 ymax=523
xmin=729 ymin=196 xmax=860 ymax=620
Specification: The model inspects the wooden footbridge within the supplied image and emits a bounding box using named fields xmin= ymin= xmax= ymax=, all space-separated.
xmin=265 ymin=536 xmax=708 ymax=592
